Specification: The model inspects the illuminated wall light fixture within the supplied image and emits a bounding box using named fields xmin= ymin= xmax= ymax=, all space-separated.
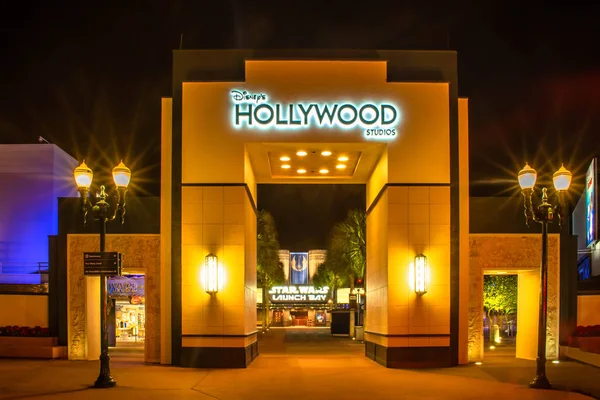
xmin=297 ymin=169 xmax=307 ymax=174
xmin=414 ymin=254 xmax=428 ymax=295
xmin=204 ymin=253 xmax=219 ymax=294
xmin=296 ymin=150 xmax=307 ymax=157
xmin=321 ymin=150 xmax=332 ymax=156
xmin=319 ymin=169 xmax=329 ymax=174
xmin=280 ymin=156 xmax=290 ymax=162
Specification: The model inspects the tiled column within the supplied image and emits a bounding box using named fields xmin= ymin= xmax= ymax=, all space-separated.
xmin=365 ymin=186 xmax=452 ymax=368
xmin=180 ymin=186 xmax=258 ymax=368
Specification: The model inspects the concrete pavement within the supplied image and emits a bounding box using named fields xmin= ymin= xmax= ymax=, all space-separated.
xmin=0 ymin=328 xmax=595 ymax=400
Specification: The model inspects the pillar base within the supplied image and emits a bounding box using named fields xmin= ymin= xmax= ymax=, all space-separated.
xmin=365 ymin=341 xmax=452 ymax=368
xmin=180 ymin=341 xmax=258 ymax=368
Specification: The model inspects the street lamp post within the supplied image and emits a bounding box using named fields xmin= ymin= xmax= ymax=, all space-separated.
xmin=74 ymin=160 xmax=132 ymax=389
xmin=518 ymin=162 xmax=572 ymax=390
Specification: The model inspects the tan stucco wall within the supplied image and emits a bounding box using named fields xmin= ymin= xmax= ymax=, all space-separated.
xmin=0 ymin=294 xmax=48 ymax=327
xmin=67 ymin=234 xmax=160 ymax=363
xmin=180 ymin=185 xmax=258 ymax=348
xmin=578 ymin=295 xmax=600 ymax=326
xmin=160 ymin=97 xmax=173 ymax=364
xmin=458 ymin=98 xmax=470 ymax=364
xmin=468 ymin=234 xmax=560 ymax=361
xmin=517 ymin=270 xmax=540 ymax=359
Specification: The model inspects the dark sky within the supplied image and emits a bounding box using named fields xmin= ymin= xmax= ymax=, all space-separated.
xmin=258 ymin=185 xmax=365 ymax=251
xmin=1 ymin=1 xmax=599 ymax=247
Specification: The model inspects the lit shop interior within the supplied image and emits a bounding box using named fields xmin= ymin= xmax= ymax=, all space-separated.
xmin=107 ymin=275 xmax=146 ymax=347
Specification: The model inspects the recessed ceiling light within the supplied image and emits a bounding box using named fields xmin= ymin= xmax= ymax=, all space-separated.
xmin=319 ymin=169 xmax=329 ymax=174
xmin=280 ymin=156 xmax=290 ymax=161
xmin=281 ymin=164 xmax=291 ymax=169
xmin=336 ymin=164 xmax=346 ymax=170
xmin=321 ymin=150 xmax=332 ymax=156
xmin=297 ymin=150 xmax=307 ymax=157
xmin=338 ymin=156 xmax=349 ymax=162
xmin=297 ymin=169 xmax=306 ymax=174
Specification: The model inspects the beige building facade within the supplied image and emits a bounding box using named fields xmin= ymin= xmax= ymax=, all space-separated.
xmin=160 ymin=50 xmax=468 ymax=368
xmin=56 ymin=50 xmax=577 ymax=368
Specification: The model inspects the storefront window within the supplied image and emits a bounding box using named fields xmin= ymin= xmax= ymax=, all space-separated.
xmin=108 ymin=275 xmax=145 ymax=347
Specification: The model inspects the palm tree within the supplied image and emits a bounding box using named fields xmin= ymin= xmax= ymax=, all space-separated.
xmin=312 ymin=262 xmax=347 ymax=306
xmin=335 ymin=209 xmax=366 ymax=280
xmin=322 ymin=209 xmax=366 ymax=337
xmin=257 ymin=210 xmax=285 ymax=331
xmin=336 ymin=209 xmax=366 ymax=337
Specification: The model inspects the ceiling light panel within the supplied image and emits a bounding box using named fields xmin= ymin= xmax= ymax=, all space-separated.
xmin=268 ymin=148 xmax=360 ymax=179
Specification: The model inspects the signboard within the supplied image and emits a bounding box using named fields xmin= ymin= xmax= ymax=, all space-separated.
xmin=230 ymin=90 xmax=400 ymax=140
xmin=107 ymin=276 xmax=144 ymax=297
xmin=586 ymin=158 xmax=597 ymax=247
xmin=290 ymin=252 xmax=309 ymax=285
xmin=349 ymin=293 xmax=357 ymax=310
xmin=268 ymin=285 xmax=330 ymax=303
xmin=83 ymin=252 xmax=122 ymax=276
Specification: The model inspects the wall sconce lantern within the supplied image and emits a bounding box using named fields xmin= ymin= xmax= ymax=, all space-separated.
xmin=204 ymin=253 xmax=219 ymax=294
xmin=414 ymin=254 xmax=428 ymax=295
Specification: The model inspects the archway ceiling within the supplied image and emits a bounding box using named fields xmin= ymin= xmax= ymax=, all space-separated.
xmin=246 ymin=142 xmax=386 ymax=184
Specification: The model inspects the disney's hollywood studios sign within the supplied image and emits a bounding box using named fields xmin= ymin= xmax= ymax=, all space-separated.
xmin=230 ymin=90 xmax=400 ymax=139
xmin=268 ymin=285 xmax=330 ymax=303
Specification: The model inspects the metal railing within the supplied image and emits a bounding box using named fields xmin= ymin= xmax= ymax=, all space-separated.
xmin=0 ymin=261 xmax=49 ymax=285
xmin=0 ymin=262 xmax=48 ymax=275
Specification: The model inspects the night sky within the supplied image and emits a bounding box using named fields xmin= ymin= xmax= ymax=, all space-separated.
xmin=1 ymin=2 xmax=599 ymax=248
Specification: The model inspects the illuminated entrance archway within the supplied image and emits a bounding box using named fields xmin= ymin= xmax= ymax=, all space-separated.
xmin=468 ymin=234 xmax=560 ymax=362
xmin=160 ymin=50 xmax=470 ymax=368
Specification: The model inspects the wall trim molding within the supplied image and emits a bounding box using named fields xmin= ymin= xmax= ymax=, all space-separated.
xmin=364 ymin=331 xmax=450 ymax=338
xmin=182 ymin=331 xmax=258 ymax=338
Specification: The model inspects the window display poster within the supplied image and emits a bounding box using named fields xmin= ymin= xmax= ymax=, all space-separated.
xmin=586 ymin=158 xmax=597 ymax=247
xmin=316 ymin=312 xmax=326 ymax=324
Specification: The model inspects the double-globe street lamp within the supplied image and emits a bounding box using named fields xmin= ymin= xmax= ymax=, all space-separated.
xmin=518 ymin=162 xmax=572 ymax=389
xmin=74 ymin=160 xmax=132 ymax=388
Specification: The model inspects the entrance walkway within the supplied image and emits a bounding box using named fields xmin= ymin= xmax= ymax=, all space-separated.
xmin=257 ymin=326 xmax=363 ymax=355
xmin=0 ymin=332 xmax=597 ymax=400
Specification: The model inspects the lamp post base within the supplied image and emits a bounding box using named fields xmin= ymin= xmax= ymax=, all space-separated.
xmin=529 ymin=375 xmax=552 ymax=390
xmin=94 ymin=374 xmax=116 ymax=389
xmin=93 ymin=354 xmax=116 ymax=388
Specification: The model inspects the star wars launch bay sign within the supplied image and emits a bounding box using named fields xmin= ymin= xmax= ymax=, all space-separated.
xmin=268 ymin=285 xmax=330 ymax=303
xmin=230 ymin=90 xmax=401 ymax=139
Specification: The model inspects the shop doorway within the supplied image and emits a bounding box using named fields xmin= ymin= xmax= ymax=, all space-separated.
xmin=107 ymin=274 xmax=146 ymax=350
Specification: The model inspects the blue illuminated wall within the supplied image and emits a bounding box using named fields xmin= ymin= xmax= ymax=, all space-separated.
xmin=0 ymin=144 xmax=78 ymax=276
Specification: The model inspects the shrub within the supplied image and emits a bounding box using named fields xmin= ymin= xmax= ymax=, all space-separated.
xmin=0 ymin=326 xmax=49 ymax=337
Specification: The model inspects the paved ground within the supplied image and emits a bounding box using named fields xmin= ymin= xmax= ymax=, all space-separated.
xmin=0 ymin=328 xmax=597 ymax=400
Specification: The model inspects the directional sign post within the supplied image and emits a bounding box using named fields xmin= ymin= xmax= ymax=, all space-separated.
xmin=84 ymin=252 xmax=122 ymax=276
